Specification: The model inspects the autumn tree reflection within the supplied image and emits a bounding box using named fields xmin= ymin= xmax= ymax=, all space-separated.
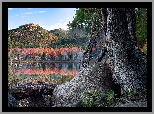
xmin=8 ymin=62 xmax=79 ymax=86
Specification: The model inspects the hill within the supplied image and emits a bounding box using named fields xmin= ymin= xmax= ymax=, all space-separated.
xmin=8 ymin=23 xmax=58 ymax=48
xmin=8 ymin=23 xmax=90 ymax=49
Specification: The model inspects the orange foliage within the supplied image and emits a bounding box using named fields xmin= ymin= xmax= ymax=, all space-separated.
xmin=10 ymin=47 xmax=84 ymax=58
xmin=48 ymin=34 xmax=58 ymax=41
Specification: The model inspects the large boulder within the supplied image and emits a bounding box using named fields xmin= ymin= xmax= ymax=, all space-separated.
xmin=51 ymin=61 xmax=119 ymax=107
xmin=8 ymin=92 xmax=19 ymax=107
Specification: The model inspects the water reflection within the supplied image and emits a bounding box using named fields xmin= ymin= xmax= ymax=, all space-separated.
xmin=8 ymin=62 xmax=80 ymax=86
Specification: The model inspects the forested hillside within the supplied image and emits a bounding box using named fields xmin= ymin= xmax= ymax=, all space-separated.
xmin=8 ymin=23 xmax=89 ymax=49
xmin=8 ymin=23 xmax=89 ymax=61
xmin=49 ymin=28 xmax=89 ymax=49
xmin=8 ymin=23 xmax=57 ymax=48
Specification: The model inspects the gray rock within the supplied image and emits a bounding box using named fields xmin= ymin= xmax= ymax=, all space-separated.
xmin=51 ymin=62 xmax=114 ymax=107
xmin=8 ymin=92 xmax=19 ymax=107
xmin=113 ymin=100 xmax=147 ymax=107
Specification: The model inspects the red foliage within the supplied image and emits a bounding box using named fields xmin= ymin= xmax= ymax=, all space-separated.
xmin=9 ymin=47 xmax=84 ymax=58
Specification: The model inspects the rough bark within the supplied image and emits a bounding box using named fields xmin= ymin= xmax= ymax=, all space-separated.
xmin=104 ymin=8 xmax=147 ymax=93
xmin=51 ymin=8 xmax=147 ymax=107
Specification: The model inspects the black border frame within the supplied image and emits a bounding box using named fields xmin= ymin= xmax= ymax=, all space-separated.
xmin=2 ymin=2 xmax=152 ymax=112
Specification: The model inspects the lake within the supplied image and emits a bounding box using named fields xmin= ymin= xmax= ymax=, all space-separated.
xmin=8 ymin=61 xmax=80 ymax=86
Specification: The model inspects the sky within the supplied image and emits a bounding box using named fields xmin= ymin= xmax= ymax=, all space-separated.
xmin=8 ymin=8 xmax=77 ymax=31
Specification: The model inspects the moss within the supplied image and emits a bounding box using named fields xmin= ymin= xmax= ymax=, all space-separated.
xmin=82 ymin=90 xmax=116 ymax=107
xmin=81 ymin=87 xmax=146 ymax=107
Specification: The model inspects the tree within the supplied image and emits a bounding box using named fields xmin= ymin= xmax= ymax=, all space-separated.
xmin=102 ymin=8 xmax=147 ymax=93
xmin=51 ymin=8 xmax=148 ymax=107
xmin=136 ymin=8 xmax=147 ymax=54
xmin=68 ymin=8 xmax=147 ymax=93
xmin=41 ymin=52 xmax=46 ymax=61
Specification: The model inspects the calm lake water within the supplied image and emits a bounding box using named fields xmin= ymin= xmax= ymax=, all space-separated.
xmin=8 ymin=62 xmax=80 ymax=86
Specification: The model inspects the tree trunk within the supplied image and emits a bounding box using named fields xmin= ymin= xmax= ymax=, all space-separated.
xmin=51 ymin=8 xmax=147 ymax=107
xmin=104 ymin=8 xmax=147 ymax=93
xmin=51 ymin=62 xmax=114 ymax=107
